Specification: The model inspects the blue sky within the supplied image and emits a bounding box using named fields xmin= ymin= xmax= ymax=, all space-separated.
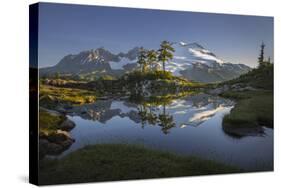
xmin=38 ymin=3 xmax=273 ymax=68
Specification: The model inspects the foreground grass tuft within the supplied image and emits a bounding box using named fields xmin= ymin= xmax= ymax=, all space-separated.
xmin=39 ymin=144 xmax=240 ymax=185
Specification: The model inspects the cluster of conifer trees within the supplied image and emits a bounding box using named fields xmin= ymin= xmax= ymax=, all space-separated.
xmin=137 ymin=41 xmax=175 ymax=73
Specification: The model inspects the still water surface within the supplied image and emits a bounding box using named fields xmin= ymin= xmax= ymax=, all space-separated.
xmin=59 ymin=93 xmax=273 ymax=171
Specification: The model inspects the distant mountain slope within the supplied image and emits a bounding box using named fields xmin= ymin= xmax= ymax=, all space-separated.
xmin=40 ymin=47 xmax=140 ymax=76
xmin=40 ymin=42 xmax=251 ymax=83
xmin=224 ymin=63 xmax=273 ymax=90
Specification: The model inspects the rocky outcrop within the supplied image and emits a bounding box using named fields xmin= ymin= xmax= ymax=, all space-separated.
xmin=59 ymin=119 xmax=75 ymax=131
xmin=39 ymin=130 xmax=75 ymax=159
xmin=39 ymin=111 xmax=76 ymax=159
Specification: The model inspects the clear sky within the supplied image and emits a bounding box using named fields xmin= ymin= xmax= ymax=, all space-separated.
xmin=38 ymin=3 xmax=273 ymax=68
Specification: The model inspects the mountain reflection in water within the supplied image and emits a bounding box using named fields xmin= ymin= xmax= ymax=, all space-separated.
xmin=57 ymin=93 xmax=272 ymax=171
xmin=67 ymin=93 xmax=234 ymax=132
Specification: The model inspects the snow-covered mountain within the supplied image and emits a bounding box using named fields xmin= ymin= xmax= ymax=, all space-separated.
xmin=166 ymin=42 xmax=224 ymax=75
xmin=40 ymin=42 xmax=251 ymax=83
xmin=165 ymin=42 xmax=251 ymax=82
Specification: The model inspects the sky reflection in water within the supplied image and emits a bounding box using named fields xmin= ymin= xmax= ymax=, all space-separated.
xmin=59 ymin=93 xmax=273 ymax=171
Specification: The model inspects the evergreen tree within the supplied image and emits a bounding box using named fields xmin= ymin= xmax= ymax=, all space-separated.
xmin=158 ymin=41 xmax=175 ymax=72
xmin=137 ymin=48 xmax=147 ymax=73
xmin=258 ymin=42 xmax=265 ymax=66
xmin=158 ymin=104 xmax=175 ymax=134
xmin=147 ymin=49 xmax=158 ymax=71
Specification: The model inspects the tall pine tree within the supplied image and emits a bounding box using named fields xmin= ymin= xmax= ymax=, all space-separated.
xmin=147 ymin=50 xmax=158 ymax=71
xmin=158 ymin=41 xmax=175 ymax=72
xmin=258 ymin=42 xmax=265 ymax=67
xmin=137 ymin=48 xmax=148 ymax=73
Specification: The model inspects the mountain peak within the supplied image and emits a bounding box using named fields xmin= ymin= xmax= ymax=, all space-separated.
xmin=186 ymin=42 xmax=205 ymax=49
xmin=179 ymin=41 xmax=188 ymax=46
xmin=169 ymin=41 xmax=225 ymax=75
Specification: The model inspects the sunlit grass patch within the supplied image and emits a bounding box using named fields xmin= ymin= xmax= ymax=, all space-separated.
xmin=39 ymin=84 xmax=96 ymax=105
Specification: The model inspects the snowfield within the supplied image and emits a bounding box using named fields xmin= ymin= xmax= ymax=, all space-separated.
xmin=164 ymin=42 xmax=225 ymax=75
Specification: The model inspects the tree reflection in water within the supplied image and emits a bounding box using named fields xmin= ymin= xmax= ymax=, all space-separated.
xmin=158 ymin=104 xmax=175 ymax=134
xmin=132 ymin=94 xmax=176 ymax=134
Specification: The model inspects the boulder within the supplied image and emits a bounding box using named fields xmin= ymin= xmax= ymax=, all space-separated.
xmin=47 ymin=130 xmax=74 ymax=144
xmin=39 ymin=130 xmax=75 ymax=158
xmin=60 ymin=119 xmax=75 ymax=131
xmin=46 ymin=142 xmax=65 ymax=155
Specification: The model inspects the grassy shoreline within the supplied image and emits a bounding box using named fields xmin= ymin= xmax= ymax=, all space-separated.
xmin=221 ymin=90 xmax=273 ymax=137
xmin=217 ymin=64 xmax=273 ymax=137
xmin=39 ymin=144 xmax=241 ymax=185
xmin=40 ymin=84 xmax=96 ymax=107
